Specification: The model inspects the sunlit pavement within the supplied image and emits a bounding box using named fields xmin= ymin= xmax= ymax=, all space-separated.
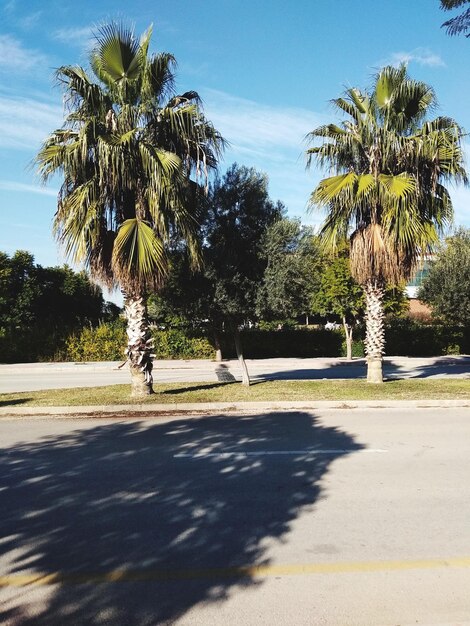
xmin=1 ymin=355 xmax=469 ymax=392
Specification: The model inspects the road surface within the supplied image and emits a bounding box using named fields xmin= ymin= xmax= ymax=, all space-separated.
xmin=1 ymin=355 xmax=469 ymax=392
xmin=1 ymin=407 xmax=470 ymax=624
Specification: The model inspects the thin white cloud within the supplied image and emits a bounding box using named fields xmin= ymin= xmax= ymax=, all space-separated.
xmin=19 ymin=10 xmax=42 ymax=30
xmin=0 ymin=95 xmax=62 ymax=149
xmin=201 ymin=89 xmax=326 ymax=216
xmin=52 ymin=26 xmax=94 ymax=47
xmin=0 ymin=181 xmax=58 ymax=197
xmin=385 ymin=47 xmax=445 ymax=68
xmin=3 ymin=1 xmax=16 ymax=13
xmin=202 ymin=89 xmax=326 ymax=158
xmin=0 ymin=34 xmax=49 ymax=72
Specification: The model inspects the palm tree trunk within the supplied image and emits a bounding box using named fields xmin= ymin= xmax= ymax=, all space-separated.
xmin=342 ymin=315 xmax=353 ymax=361
xmin=363 ymin=280 xmax=385 ymax=383
xmin=124 ymin=292 xmax=154 ymax=397
xmin=233 ymin=326 xmax=250 ymax=386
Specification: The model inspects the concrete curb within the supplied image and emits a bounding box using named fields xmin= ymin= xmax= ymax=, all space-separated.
xmin=1 ymin=399 xmax=470 ymax=418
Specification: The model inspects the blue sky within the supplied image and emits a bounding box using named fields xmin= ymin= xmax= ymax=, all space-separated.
xmin=1 ymin=0 xmax=469 ymax=290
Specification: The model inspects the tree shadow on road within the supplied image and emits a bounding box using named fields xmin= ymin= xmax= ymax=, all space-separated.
xmin=0 ymin=411 xmax=363 ymax=625
xmin=0 ymin=397 xmax=31 ymax=406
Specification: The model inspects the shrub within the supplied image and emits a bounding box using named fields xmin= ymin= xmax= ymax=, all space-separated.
xmin=0 ymin=326 xmax=69 ymax=363
xmin=151 ymin=327 xmax=215 ymax=359
xmin=384 ymin=319 xmax=469 ymax=356
xmin=64 ymin=321 xmax=126 ymax=362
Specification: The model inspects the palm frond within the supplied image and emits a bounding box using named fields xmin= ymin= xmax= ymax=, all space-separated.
xmin=112 ymin=218 xmax=168 ymax=291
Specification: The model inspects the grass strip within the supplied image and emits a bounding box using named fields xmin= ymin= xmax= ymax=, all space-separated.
xmin=1 ymin=379 xmax=469 ymax=407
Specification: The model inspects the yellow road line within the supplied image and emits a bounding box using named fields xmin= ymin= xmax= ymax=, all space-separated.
xmin=2 ymin=557 xmax=470 ymax=586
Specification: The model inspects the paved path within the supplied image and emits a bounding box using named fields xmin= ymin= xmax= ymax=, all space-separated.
xmin=1 ymin=407 xmax=470 ymax=624
xmin=1 ymin=355 xmax=469 ymax=392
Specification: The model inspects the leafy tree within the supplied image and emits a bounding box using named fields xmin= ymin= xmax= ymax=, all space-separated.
xmin=419 ymin=228 xmax=470 ymax=325
xmin=36 ymin=23 xmax=223 ymax=396
xmin=310 ymin=244 xmax=364 ymax=360
xmin=0 ymin=250 xmax=110 ymax=362
xmin=203 ymin=164 xmax=284 ymax=382
xmin=151 ymin=164 xmax=283 ymax=383
xmin=256 ymin=218 xmax=321 ymax=324
xmin=306 ymin=64 xmax=467 ymax=382
xmin=441 ymin=0 xmax=470 ymax=36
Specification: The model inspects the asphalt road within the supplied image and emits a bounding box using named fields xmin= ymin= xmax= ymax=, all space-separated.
xmin=1 ymin=355 xmax=469 ymax=392
xmin=1 ymin=408 xmax=470 ymax=625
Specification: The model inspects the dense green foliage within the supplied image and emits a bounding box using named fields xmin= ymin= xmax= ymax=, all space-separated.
xmin=61 ymin=324 xmax=346 ymax=361
xmin=64 ymin=321 xmax=127 ymax=362
xmin=59 ymin=319 xmax=468 ymax=362
xmin=256 ymin=218 xmax=321 ymax=321
xmin=419 ymin=228 xmax=470 ymax=326
xmin=310 ymin=244 xmax=364 ymax=323
xmin=0 ymin=251 xmax=117 ymax=362
xmin=150 ymin=164 xmax=284 ymax=338
xmin=385 ymin=319 xmax=470 ymax=356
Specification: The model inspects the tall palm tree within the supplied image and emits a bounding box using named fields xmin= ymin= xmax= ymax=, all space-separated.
xmin=36 ymin=23 xmax=224 ymax=397
xmin=440 ymin=0 xmax=470 ymax=37
xmin=306 ymin=65 xmax=467 ymax=382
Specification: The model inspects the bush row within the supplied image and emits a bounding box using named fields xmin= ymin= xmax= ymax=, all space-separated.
xmin=1 ymin=319 xmax=468 ymax=363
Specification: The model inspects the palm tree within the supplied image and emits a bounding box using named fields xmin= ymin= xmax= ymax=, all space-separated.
xmin=440 ymin=0 xmax=470 ymax=37
xmin=306 ymin=65 xmax=467 ymax=382
xmin=36 ymin=23 xmax=224 ymax=397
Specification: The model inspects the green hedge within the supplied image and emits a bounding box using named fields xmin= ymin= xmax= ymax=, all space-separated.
xmin=384 ymin=319 xmax=470 ymax=356
xmin=2 ymin=319 xmax=468 ymax=363
xmin=152 ymin=328 xmax=215 ymax=359
xmin=61 ymin=325 xmax=345 ymax=361
xmin=64 ymin=322 xmax=127 ymax=361
xmin=61 ymin=323 xmax=215 ymax=361
xmin=0 ymin=327 xmax=68 ymax=363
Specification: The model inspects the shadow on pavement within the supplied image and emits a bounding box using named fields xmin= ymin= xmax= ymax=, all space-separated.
xmin=0 ymin=398 xmax=31 ymax=407
xmin=260 ymin=357 xmax=470 ymax=381
xmin=160 ymin=380 xmax=237 ymax=395
xmin=0 ymin=412 xmax=363 ymax=625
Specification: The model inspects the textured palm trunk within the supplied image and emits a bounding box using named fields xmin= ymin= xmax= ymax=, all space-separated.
xmin=124 ymin=293 xmax=154 ymax=397
xmin=363 ymin=280 xmax=385 ymax=383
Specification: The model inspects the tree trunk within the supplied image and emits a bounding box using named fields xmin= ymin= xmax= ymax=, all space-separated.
xmin=363 ymin=280 xmax=385 ymax=383
xmin=123 ymin=292 xmax=154 ymax=397
xmin=233 ymin=326 xmax=250 ymax=386
xmin=213 ymin=329 xmax=223 ymax=362
xmin=342 ymin=315 xmax=353 ymax=361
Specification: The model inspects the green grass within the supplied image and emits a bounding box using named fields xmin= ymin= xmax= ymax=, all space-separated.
xmin=1 ymin=378 xmax=469 ymax=408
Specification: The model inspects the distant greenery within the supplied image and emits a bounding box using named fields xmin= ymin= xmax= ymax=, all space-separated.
xmin=0 ymin=251 xmax=119 ymax=362
xmin=385 ymin=319 xmax=469 ymax=356
xmin=256 ymin=218 xmax=321 ymax=322
xmin=419 ymin=228 xmax=470 ymax=327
